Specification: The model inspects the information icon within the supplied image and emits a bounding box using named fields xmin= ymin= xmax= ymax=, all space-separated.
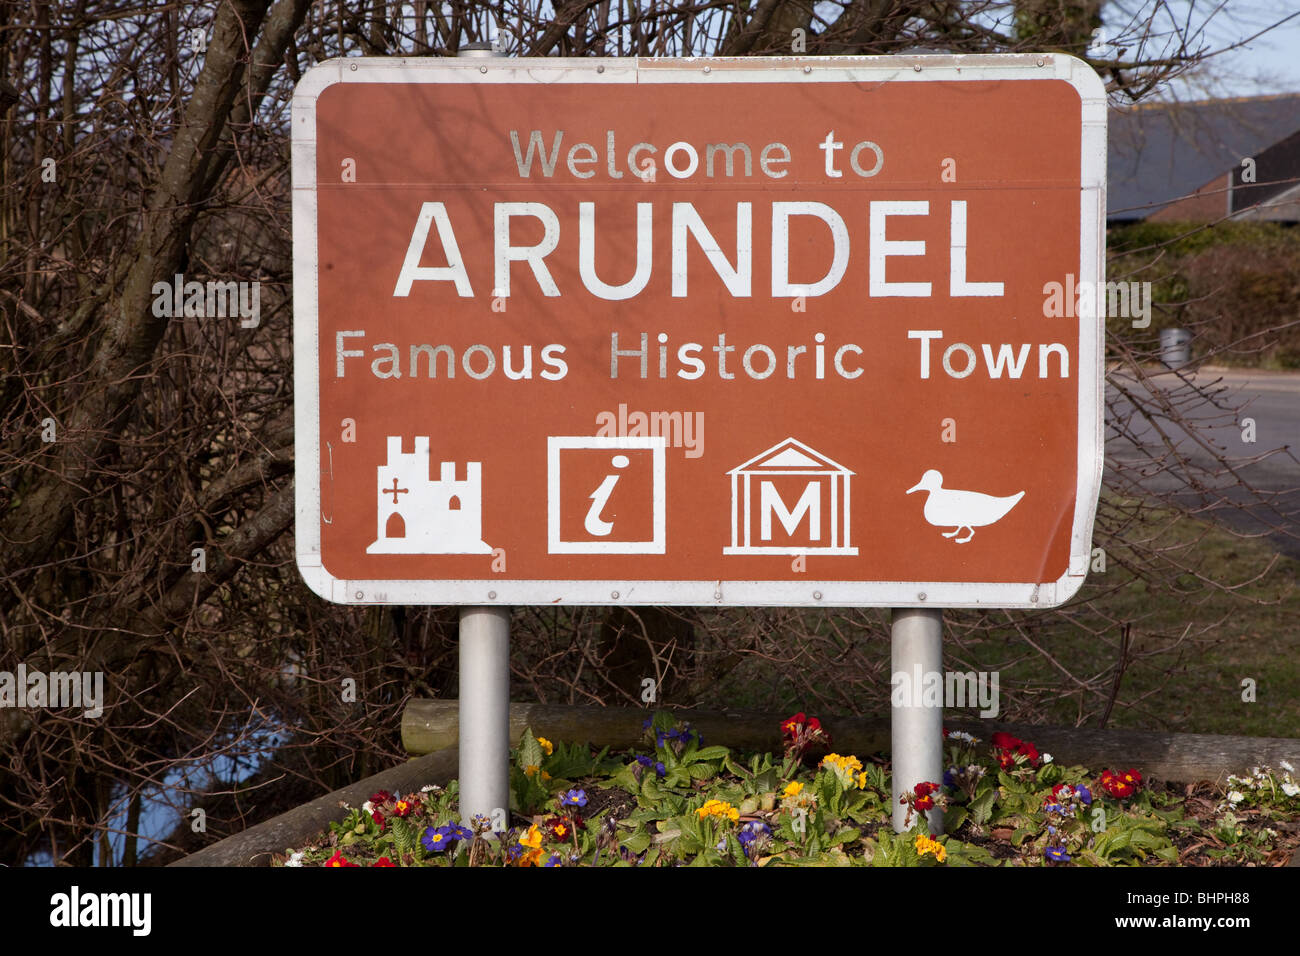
xmin=547 ymin=436 xmax=666 ymax=554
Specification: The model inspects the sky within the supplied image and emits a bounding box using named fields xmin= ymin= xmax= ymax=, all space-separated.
xmin=1125 ymin=0 xmax=1300 ymax=100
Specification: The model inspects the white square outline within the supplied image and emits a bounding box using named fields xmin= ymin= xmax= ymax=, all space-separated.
xmin=547 ymin=437 xmax=666 ymax=554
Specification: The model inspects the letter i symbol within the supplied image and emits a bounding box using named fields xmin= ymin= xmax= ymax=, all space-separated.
xmin=584 ymin=455 xmax=629 ymax=536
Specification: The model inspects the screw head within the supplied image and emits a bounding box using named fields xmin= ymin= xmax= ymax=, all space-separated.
xmin=349 ymin=63 xmax=357 ymax=71
xmin=479 ymin=65 xmax=488 ymax=73
xmin=1036 ymin=57 xmax=1045 ymax=66
xmin=913 ymin=64 xmax=922 ymax=72
xmin=713 ymin=590 xmax=722 ymax=600
xmin=803 ymin=66 xmax=812 ymax=74
xmin=813 ymin=591 xmax=823 ymax=600
xmin=703 ymin=66 xmax=711 ymax=74
xmin=488 ymin=591 xmax=497 ymax=600
xmin=918 ymin=592 xmax=927 ymax=601
xmin=354 ymin=590 xmax=364 ymax=600
xmin=597 ymin=65 xmax=605 ymax=73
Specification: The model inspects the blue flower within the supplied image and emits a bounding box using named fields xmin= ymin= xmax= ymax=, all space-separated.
xmin=1076 ymin=784 xmax=1093 ymax=805
xmin=737 ymin=821 xmax=772 ymax=858
xmin=737 ymin=821 xmax=771 ymax=845
xmin=560 ymin=789 xmax=588 ymax=808
xmin=635 ymin=755 xmax=667 ymax=778
xmin=642 ymin=716 xmax=653 ymax=731
xmin=1045 ymin=846 xmax=1071 ymax=863
xmin=943 ymin=767 xmax=957 ymax=789
xmin=422 ymin=825 xmax=454 ymax=853
xmin=544 ymin=854 xmax=562 ymax=867
xmin=448 ymin=822 xmax=474 ymax=842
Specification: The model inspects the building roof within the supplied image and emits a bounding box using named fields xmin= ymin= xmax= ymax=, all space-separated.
xmin=1108 ymin=93 xmax=1300 ymax=221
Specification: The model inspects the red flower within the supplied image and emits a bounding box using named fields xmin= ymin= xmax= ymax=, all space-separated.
xmin=371 ymin=809 xmax=386 ymax=831
xmin=991 ymin=732 xmax=1039 ymax=767
xmin=1099 ymin=768 xmax=1142 ymax=798
xmin=372 ymin=857 xmax=396 ymax=867
xmin=781 ymin=713 xmax=808 ymax=738
xmin=325 ymin=850 xmax=357 ymax=868
xmin=913 ymin=781 xmax=940 ymax=812
xmin=392 ymin=797 xmax=416 ymax=818
xmin=369 ymin=790 xmax=393 ymax=805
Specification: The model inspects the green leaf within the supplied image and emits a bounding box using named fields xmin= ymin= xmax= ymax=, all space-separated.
xmin=944 ymin=805 xmax=969 ymax=833
xmin=689 ymin=745 xmax=732 ymax=762
xmin=1010 ymin=826 xmax=1036 ymax=847
xmin=969 ymin=787 xmax=996 ymax=825
xmin=620 ymin=830 xmax=652 ymax=855
xmin=518 ymin=728 xmax=544 ymax=772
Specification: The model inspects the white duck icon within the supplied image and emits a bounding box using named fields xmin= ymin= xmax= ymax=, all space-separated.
xmin=905 ymin=470 xmax=1024 ymax=544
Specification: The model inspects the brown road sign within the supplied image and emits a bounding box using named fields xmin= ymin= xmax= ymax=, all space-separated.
xmin=292 ymin=54 xmax=1106 ymax=607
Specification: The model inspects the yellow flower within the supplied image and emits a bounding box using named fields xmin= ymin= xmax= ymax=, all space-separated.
xmin=542 ymin=771 xmax=551 ymax=781
xmin=821 ymin=753 xmax=864 ymax=788
xmin=519 ymin=824 xmax=542 ymax=849
xmin=914 ymin=833 xmax=946 ymax=862
xmin=783 ymin=782 xmax=804 ymax=798
xmin=696 ymin=799 xmax=740 ymax=822
xmin=537 ymin=737 xmax=554 ymax=756
xmin=524 ymin=764 xmax=540 ymax=777
xmin=855 ymin=771 xmax=869 ymax=790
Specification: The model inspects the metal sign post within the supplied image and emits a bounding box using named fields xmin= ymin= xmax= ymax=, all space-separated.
xmin=890 ymin=608 xmax=944 ymax=833
xmin=458 ymin=605 xmax=510 ymax=831
xmin=453 ymin=43 xmax=511 ymax=836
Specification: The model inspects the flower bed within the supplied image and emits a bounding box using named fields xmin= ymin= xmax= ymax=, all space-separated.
xmin=274 ymin=712 xmax=1300 ymax=867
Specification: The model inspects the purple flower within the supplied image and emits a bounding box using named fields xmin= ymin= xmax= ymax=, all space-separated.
xmin=560 ymin=789 xmax=588 ymax=808
xmin=1045 ymin=846 xmax=1071 ymax=863
xmin=636 ymin=755 xmax=667 ymax=778
xmin=544 ymin=854 xmax=562 ymax=867
xmin=448 ymin=822 xmax=474 ymax=842
xmin=1076 ymin=784 xmax=1093 ymax=805
xmin=422 ymin=825 xmax=454 ymax=853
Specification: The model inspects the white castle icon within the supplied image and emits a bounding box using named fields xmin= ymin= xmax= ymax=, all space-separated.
xmin=366 ymin=436 xmax=492 ymax=554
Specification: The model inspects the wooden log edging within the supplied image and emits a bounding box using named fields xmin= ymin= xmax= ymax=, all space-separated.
xmin=404 ymin=700 xmax=1300 ymax=784
xmin=169 ymin=748 xmax=458 ymax=868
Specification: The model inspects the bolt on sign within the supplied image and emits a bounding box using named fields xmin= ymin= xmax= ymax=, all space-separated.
xmin=292 ymin=54 xmax=1105 ymax=608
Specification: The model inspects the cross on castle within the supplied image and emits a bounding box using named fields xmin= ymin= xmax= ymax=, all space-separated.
xmin=385 ymin=478 xmax=408 ymax=504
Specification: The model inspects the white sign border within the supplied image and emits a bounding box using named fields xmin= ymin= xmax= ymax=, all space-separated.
xmin=292 ymin=53 xmax=1106 ymax=609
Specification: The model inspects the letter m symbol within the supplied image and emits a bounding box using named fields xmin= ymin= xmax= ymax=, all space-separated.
xmin=759 ymin=480 xmax=820 ymax=541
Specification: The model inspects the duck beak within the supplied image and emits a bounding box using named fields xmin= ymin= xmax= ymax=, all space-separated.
xmin=905 ymin=481 xmax=922 ymax=494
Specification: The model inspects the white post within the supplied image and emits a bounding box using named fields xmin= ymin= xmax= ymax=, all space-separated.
xmin=891 ymin=608 xmax=944 ymax=834
xmin=458 ymin=606 xmax=511 ymax=832
xmin=452 ymin=39 xmax=511 ymax=838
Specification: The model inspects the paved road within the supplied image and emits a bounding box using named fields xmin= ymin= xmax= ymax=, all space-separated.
xmin=1104 ymin=365 xmax=1300 ymax=558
